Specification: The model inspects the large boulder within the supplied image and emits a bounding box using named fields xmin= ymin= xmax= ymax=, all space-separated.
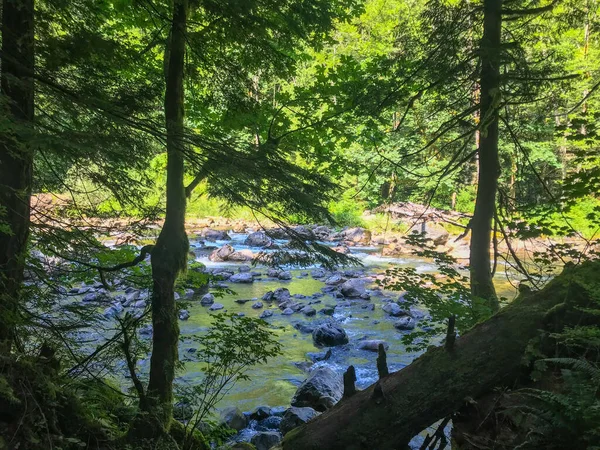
xmin=200 ymin=228 xmax=231 ymax=241
xmin=228 ymin=249 xmax=255 ymax=262
xmin=340 ymin=227 xmax=372 ymax=245
xmin=200 ymin=293 xmax=215 ymax=306
xmin=220 ymin=406 xmax=247 ymax=431
xmin=291 ymin=367 xmax=343 ymax=411
xmin=382 ymin=302 xmax=410 ymax=317
xmin=312 ymin=322 xmax=348 ymax=347
xmin=324 ymin=274 xmax=346 ymax=285
xmin=250 ymin=431 xmax=282 ymax=450
xmin=394 ymin=316 xmax=416 ymax=330
xmin=273 ymin=287 xmax=291 ymax=302
xmin=245 ymin=231 xmax=273 ymax=247
xmin=340 ymin=278 xmax=366 ymax=298
xmin=280 ymin=407 xmax=320 ymax=435
xmin=209 ymin=244 xmax=235 ymax=262
xmin=230 ymin=272 xmax=254 ymax=283
xmin=312 ymin=225 xmax=332 ymax=240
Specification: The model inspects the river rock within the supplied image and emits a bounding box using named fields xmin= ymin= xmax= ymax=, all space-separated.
xmin=230 ymin=272 xmax=254 ymax=283
xmin=312 ymin=322 xmax=348 ymax=347
xmin=340 ymin=278 xmax=366 ymax=298
xmin=259 ymin=310 xmax=273 ymax=319
xmin=291 ymin=225 xmax=315 ymax=241
xmin=357 ymin=339 xmax=389 ymax=351
xmin=432 ymin=231 xmax=450 ymax=246
xmin=178 ymin=309 xmax=190 ymax=320
xmin=312 ymin=225 xmax=332 ymax=240
xmin=302 ymin=306 xmax=316 ymax=317
xmin=324 ymin=274 xmax=345 ymax=285
xmin=220 ymin=406 xmax=247 ymax=431
xmin=200 ymin=293 xmax=215 ymax=306
xmin=103 ymin=303 xmax=123 ymax=318
xmin=82 ymin=290 xmax=111 ymax=303
xmin=340 ymin=227 xmax=371 ymax=244
xmin=209 ymin=303 xmax=224 ymax=311
xmin=319 ymin=306 xmax=335 ymax=316
xmin=252 ymin=301 xmax=263 ymax=309
xmin=238 ymin=264 xmax=251 ymax=273
xmin=265 ymin=227 xmax=288 ymax=239
xmin=273 ymin=287 xmax=291 ymax=302
xmin=228 ymin=249 xmax=255 ymax=262
xmin=291 ymin=367 xmax=343 ymax=411
xmin=282 ymin=308 xmax=294 ymax=315
xmin=245 ymin=231 xmax=273 ymax=247
xmin=310 ymin=268 xmax=327 ymax=278
xmin=209 ymin=244 xmax=235 ymax=262
xmin=267 ymin=268 xmax=280 ymax=277
xmin=394 ymin=316 xmax=416 ymax=330
xmin=382 ymin=302 xmax=410 ymax=317
xmin=307 ymin=349 xmax=332 ymax=362
xmin=280 ymin=407 xmax=320 ymax=435
xmin=277 ymin=270 xmax=292 ymax=280
xmin=250 ymin=406 xmax=272 ymax=421
xmin=201 ymin=228 xmax=231 ymax=241
xmin=251 ymin=431 xmax=281 ymax=450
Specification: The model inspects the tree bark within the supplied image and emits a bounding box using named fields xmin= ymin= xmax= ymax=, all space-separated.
xmin=469 ymin=0 xmax=502 ymax=311
xmin=145 ymin=0 xmax=189 ymax=429
xmin=281 ymin=261 xmax=597 ymax=450
xmin=0 ymin=0 xmax=35 ymax=350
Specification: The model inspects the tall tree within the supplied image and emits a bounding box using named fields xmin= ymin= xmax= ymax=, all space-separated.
xmin=0 ymin=0 xmax=35 ymax=350
xmin=144 ymin=0 xmax=189 ymax=428
xmin=469 ymin=0 xmax=502 ymax=310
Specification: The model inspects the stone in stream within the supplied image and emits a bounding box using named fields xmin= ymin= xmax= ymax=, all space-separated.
xmin=319 ymin=306 xmax=335 ymax=316
xmin=213 ymin=269 xmax=234 ymax=280
xmin=178 ymin=309 xmax=190 ymax=321
xmin=307 ymin=348 xmax=332 ymax=362
xmin=132 ymin=299 xmax=146 ymax=308
xmin=357 ymin=339 xmax=389 ymax=352
xmin=251 ymin=431 xmax=282 ymax=450
xmin=103 ymin=303 xmax=123 ymax=318
xmin=262 ymin=291 xmax=275 ymax=301
xmin=200 ymin=293 xmax=215 ymax=306
xmin=324 ymin=273 xmax=345 ymax=285
xmin=273 ymin=287 xmax=291 ymax=302
xmin=362 ymin=303 xmax=375 ymax=311
xmin=249 ymin=406 xmax=272 ymax=421
xmin=235 ymin=299 xmax=251 ymax=304
xmin=82 ymin=290 xmax=111 ymax=303
xmin=382 ymin=302 xmax=411 ymax=317
xmin=312 ymin=322 xmax=348 ymax=347
xmin=282 ymin=308 xmax=294 ymax=315
xmin=184 ymin=288 xmax=195 ymax=298
xmin=339 ymin=227 xmax=372 ymax=245
xmin=209 ymin=303 xmax=224 ymax=311
xmin=209 ymin=244 xmax=235 ymax=262
xmin=238 ymin=264 xmax=251 ymax=272
xmin=200 ymin=228 xmax=231 ymax=241
xmin=277 ymin=270 xmax=292 ymax=280
xmin=244 ymin=231 xmax=273 ymax=247
xmin=259 ymin=310 xmax=273 ymax=319
xmin=302 ymin=306 xmax=316 ymax=317
xmin=291 ymin=367 xmax=343 ymax=411
xmin=312 ymin=225 xmax=332 ymax=240
xmin=394 ymin=316 xmax=416 ymax=330
xmin=267 ymin=268 xmax=280 ymax=278
xmin=229 ymin=272 xmax=254 ymax=283
xmin=280 ymin=406 xmax=320 ymax=435
xmin=252 ymin=301 xmax=263 ymax=309
xmin=310 ymin=268 xmax=327 ymax=278
xmin=220 ymin=406 xmax=247 ymax=431
xmin=340 ymin=278 xmax=366 ymax=298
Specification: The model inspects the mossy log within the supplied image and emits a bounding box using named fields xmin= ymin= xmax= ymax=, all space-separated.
xmin=281 ymin=262 xmax=598 ymax=450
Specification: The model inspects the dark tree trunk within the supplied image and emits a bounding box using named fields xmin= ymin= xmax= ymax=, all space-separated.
xmin=469 ymin=0 xmax=502 ymax=311
xmin=0 ymin=0 xmax=35 ymax=350
xmin=281 ymin=262 xmax=598 ymax=450
xmin=145 ymin=0 xmax=189 ymax=429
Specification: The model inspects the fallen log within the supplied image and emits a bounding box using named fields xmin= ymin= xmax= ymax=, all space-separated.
xmin=281 ymin=261 xmax=598 ymax=450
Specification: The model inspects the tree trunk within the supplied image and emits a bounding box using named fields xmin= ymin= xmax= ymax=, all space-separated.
xmin=145 ymin=0 xmax=189 ymax=429
xmin=469 ymin=0 xmax=502 ymax=311
xmin=0 ymin=0 xmax=35 ymax=350
xmin=281 ymin=262 xmax=598 ymax=450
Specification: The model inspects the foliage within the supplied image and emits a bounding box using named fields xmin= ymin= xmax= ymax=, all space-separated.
xmin=175 ymin=313 xmax=282 ymax=441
